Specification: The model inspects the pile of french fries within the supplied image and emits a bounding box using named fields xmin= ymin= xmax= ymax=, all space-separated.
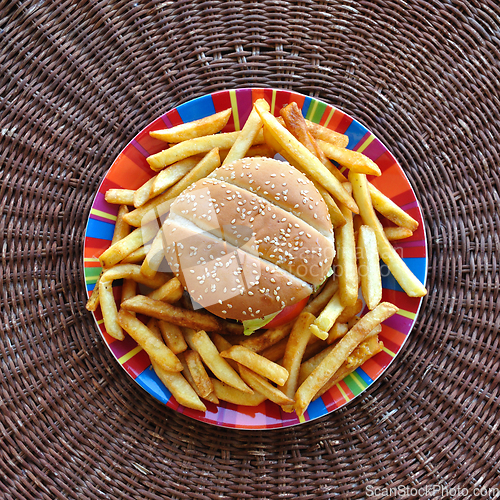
xmin=86 ymin=97 xmax=426 ymax=417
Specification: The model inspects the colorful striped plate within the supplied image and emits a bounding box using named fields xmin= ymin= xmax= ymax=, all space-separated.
xmin=83 ymin=88 xmax=427 ymax=430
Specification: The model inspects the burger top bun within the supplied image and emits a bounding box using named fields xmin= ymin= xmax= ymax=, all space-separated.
xmin=162 ymin=157 xmax=336 ymax=322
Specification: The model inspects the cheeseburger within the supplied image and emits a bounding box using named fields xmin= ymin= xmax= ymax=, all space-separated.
xmin=162 ymin=157 xmax=335 ymax=333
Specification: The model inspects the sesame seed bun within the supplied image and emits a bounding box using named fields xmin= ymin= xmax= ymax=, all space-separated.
xmin=162 ymin=157 xmax=335 ymax=322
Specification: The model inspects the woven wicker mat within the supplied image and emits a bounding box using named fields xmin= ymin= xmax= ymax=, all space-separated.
xmin=2 ymin=0 xmax=500 ymax=498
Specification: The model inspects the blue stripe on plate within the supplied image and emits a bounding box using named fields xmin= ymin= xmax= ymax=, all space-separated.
xmin=344 ymin=120 xmax=368 ymax=149
xmin=177 ymin=95 xmax=217 ymax=123
xmin=85 ymin=218 xmax=115 ymax=241
xmin=356 ymin=367 xmax=373 ymax=385
xmin=306 ymin=396 xmax=327 ymax=420
xmin=135 ymin=366 xmax=172 ymax=404
xmin=301 ymin=96 xmax=312 ymax=119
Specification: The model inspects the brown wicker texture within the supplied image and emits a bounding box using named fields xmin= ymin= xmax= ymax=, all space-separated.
xmin=1 ymin=0 xmax=499 ymax=498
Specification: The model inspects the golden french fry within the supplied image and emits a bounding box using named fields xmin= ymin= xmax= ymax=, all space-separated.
xmin=150 ymin=108 xmax=232 ymax=143
xmin=140 ymin=230 xmax=165 ymax=279
xmin=368 ymin=183 xmax=419 ymax=231
xmin=183 ymin=329 xmax=252 ymax=393
xmin=210 ymin=332 xmax=233 ymax=352
xmin=133 ymin=177 xmax=156 ymax=208
xmin=147 ymin=130 xmax=264 ymax=171
xmin=309 ymin=291 xmax=344 ymax=340
xmin=317 ymin=140 xmax=381 ymax=176
xmin=259 ymin=337 xmax=289 ymax=363
xmin=295 ymin=302 xmax=399 ymax=416
xmin=222 ymin=100 xmax=268 ymax=165
xmin=120 ymin=278 xmax=137 ymax=307
xmin=147 ymin=277 xmax=184 ymax=303
xmin=303 ymin=277 xmax=339 ymax=316
xmin=99 ymin=223 xmax=158 ymax=268
xmin=120 ymin=244 xmax=151 ymax=264
xmin=158 ymin=320 xmax=187 ymax=354
xmin=254 ymin=101 xmax=359 ymax=213
xmin=237 ymin=143 xmax=275 ymax=159
xmin=327 ymin=322 xmax=349 ymax=344
xmin=117 ymin=309 xmax=182 ymax=372
xmin=336 ymin=298 xmax=363 ymax=324
xmin=239 ymin=321 xmax=295 ymax=353
xmin=104 ymin=189 xmax=135 ymax=205
xmin=151 ymin=359 xmax=207 ymax=412
xmin=314 ymin=335 xmax=384 ymax=400
xmin=86 ymin=270 xmax=103 ymax=312
xmin=298 ymin=344 xmax=336 ymax=386
xmin=335 ymin=185 xmax=358 ymax=307
xmin=305 ymin=119 xmax=349 ymax=148
xmin=384 ymin=226 xmax=414 ymax=241
xmin=211 ymin=378 xmax=266 ymax=406
xmin=124 ymin=148 xmax=221 ymax=227
xmin=239 ymin=366 xmax=294 ymax=406
xmin=151 ymin=157 xmax=201 ymax=198
xmin=178 ymin=353 xmax=219 ymax=404
xmin=358 ymin=225 xmax=382 ymax=310
xmin=220 ymin=345 xmax=289 ymax=386
xmin=280 ymin=312 xmax=315 ymax=412
xmin=121 ymin=295 xmax=240 ymax=333
xmin=100 ymin=264 xmax=169 ymax=289
xmin=111 ymin=205 xmax=131 ymax=244
xmin=349 ymin=172 xmax=427 ymax=297
xmin=98 ymin=279 xmax=124 ymax=340
xmin=184 ymin=350 xmax=214 ymax=398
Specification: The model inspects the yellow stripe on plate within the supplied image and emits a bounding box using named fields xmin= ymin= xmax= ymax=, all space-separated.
xmin=270 ymin=89 xmax=277 ymax=115
xmin=356 ymin=134 xmax=375 ymax=154
xmin=298 ymin=414 xmax=307 ymax=423
xmin=336 ymin=383 xmax=351 ymax=402
xmin=229 ymin=90 xmax=240 ymax=131
xmin=398 ymin=308 xmax=416 ymax=320
xmin=84 ymin=257 xmax=101 ymax=263
xmin=322 ymin=107 xmax=336 ymax=128
xmin=349 ymin=371 xmax=366 ymax=392
xmin=97 ymin=319 xmax=104 ymax=325
xmin=91 ymin=209 xmax=117 ymax=222
xmin=119 ymin=345 xmax=143 ymax=364
xmin=382 ymin=346 xmax=396 ymax=358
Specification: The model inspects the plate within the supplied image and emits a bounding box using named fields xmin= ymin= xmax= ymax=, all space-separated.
xmin=83 ymin=88 xmax=427 ymax=429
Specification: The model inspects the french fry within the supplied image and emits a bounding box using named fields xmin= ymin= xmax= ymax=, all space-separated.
xmin=239 ymin=321 xmax=295 ymax=353
xmin=178 ymin=353 xmax=219 ymax=404
xmin=384 ymin=226 xmax=414 ymax=241
xmin=327 ymin=322 xmax=349 ymax=344
xmin=151 ymin=157 xmax=201 ymax=198
xmin=149 ymin=108 xmax=232 ymax=143
xmin=336 ymin=298 xmax=363 ymax=324
xmin=295 ymin=302 xmax=399 ymax=416
xmin=158 ymin=320 xmax=187 ymax=354
xmin=117 ymin=309 xmax=182 ymax=372
xmin=305 ymin=119 xmax=349 ymax=148
xmin=100 ymin=264 xmax=169 ymax=289
xmin=280 ymin=312 xmax=315 ymax=412
xmin=309 ymin=291 xmax=343 ymax=340
xmin=141 ymin=230 xmax=165 ymax=278
xmin=220 ymin=345 xmax=289 ymax=386
xmin=111 ymin=205 xmax=131 ymax=244
xmin=85 ymin=270 xmax=103 ymax=312
xmin=209 ymin=333 xmax=238 ymax=370
xmin=120 ymin=278 xmax=137 ymax=308
xmin=222 ymin=100 xmax=268 ymax=165
xmin=133 ymin=177 xmax=156 ymax=209
xmin=99 ymin=223 xmax=158 ymax=268
xmin=151 ymin=359 xmax=207 ymax=412
xmin=121 ymin=295 xmax=240 ymax=334
xmin=120 ymin=244 xmax=151 ymax=264
xmin=147 ymin=277 xmax=184 ymax=303
xmin=98 ymin=279 xmax=124 ymax=340
xmin=259 ymin=337 xmax=289 ymax=362
xmin=335 ymin=184 xmax=358 ymax=307
xmin=317 ymin=140 xmax=381 ymax=176
xmin=314 ymin=335 xmax=384 ymax=400
xmin=298 ymin=344 xmax=336 ymax=386
xmin=254 ymin=101 xmax=359 ymax=213
xmin=184 ymin=350 xmax=214 ymax=398
xmin=368 ymin=183 xmax=419 ymax=231
xmin=211 ymin=378 xmax=266 ymax=406
xmin=183 ymin=329 xmax=252 ymax=393
xmin=303 ymin=277 xmax=339 ymax=316
xmin=147 ymin=130 xmax=263 ymax=171
xmin=104 ymin=189 xmax=135 ymax=205
xmin=239 ymin=366 xmax=294 ymax=406
xmin=124 ymin=148 xmax=221 ymax=227
xmin=349 ymin=172 xmax=427 ymax=297
xmin=147 ymin=319 xmax=207 ymax=411
xmin=358 ymin=225 xmax=382 ymax=310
